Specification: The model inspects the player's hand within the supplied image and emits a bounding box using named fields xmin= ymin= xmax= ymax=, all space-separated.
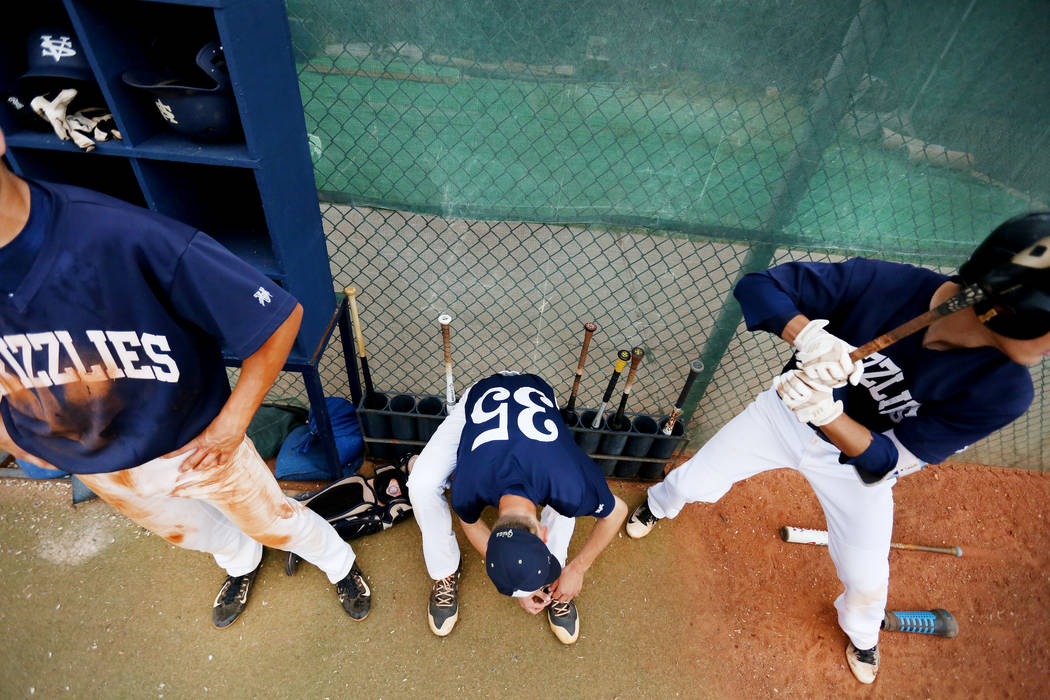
xmin=773 ymin=369 xmax=843 ymax=426
xmin=519 ymin=587 xmax=552 ymax=615
xmin=548 ymin=562 xmax=584 ymax=602
xmin=793 ymin=319 xmax=863 ymax=387
xmin=163 ymin=414 xmax=246 ymax=471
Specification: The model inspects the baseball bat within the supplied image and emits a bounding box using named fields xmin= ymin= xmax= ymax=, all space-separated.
xmin=849 ymin=234 xmax=1050 ymax=362
xmin=345 ymin=286 xmax=376 ymax=397
xmin=591 ymin=350 xmax=632 ymax=429
xmin=882 ymin=609 xmax=958 ymax=638
xmin=661 ymin=359 xmax=704 ymax=435
xmin=612 ymin=347 xmax=645 ymax=429
xmin=779 ymin=526 xmax=963 ymax=557
xmin=564 ymin=322 xmax=598 ymax=413
xmin=438 ymin=314 xmax=456 ymax=409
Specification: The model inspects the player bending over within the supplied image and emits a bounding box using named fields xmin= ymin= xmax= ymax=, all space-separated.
xmin=626 ymin=213 xmax=1050 ymax=684
xmin=407 ymin=371 xmax=628 ymax=644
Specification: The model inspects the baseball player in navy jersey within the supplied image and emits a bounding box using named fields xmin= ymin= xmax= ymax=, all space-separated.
xmin=0 ymin=127 xmax=372 ymax=628
xmin=406 ymin=371 xmax=628 ymax=644
xmin=626 ymin=212 xmax=1050 ymax=684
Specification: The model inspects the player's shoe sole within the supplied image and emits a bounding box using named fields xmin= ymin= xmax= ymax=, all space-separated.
xmin=625 ymin=500 xmax=659 ymax=539
xmin=845 ymin=642 xmax=880 ymax=684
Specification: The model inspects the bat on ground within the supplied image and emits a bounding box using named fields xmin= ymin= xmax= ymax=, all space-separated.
xmin=564 ymin=322 xmax=598 ymax=414
xmin=344 ymin=286 xmax=375 ymax=397
xmin=780 ymin=526 xmax=962 ymax=557
xmin=882 ymin=609 xmax=958 ymax=638
xmin=438 ymin=314 xmax=456 ymax=409
xmin=611 ymin=347 xmax=645 ymax=429
xmin=849 ymin=234 xmax=1050 ymax=362
xmin=591 ymin=350 xmax=631 ymax=429
xmin=662 ymin=359 xmax=704 ymax=435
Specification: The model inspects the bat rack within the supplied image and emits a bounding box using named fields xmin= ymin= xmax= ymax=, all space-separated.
xmin=354 ymin=393 xmax=690 ymax=482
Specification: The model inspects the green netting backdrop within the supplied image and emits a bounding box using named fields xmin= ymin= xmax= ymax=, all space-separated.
xmin=279 ymin=0 xmax=1050 ymax=470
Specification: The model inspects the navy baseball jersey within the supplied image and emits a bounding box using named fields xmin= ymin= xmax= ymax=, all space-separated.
xmin=0 ymin=180 xmax=298 ymax=474
xmin=734 ymin=258 xmax=1033 ymax=467
xmin=450 ymin=373 xmax=616 ymax=524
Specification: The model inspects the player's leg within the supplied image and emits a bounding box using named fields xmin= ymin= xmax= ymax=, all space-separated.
xmin=167 ymin=437 xmax=371 ymax=621
xmin=799 ymin=440 xmax=895 ymax=684
xmin=79 ymin=461 xmax=268 ymax=628
xmin=406 ymin=413 xmax=467 ymax=636
xmin=629 ymin=387 xmax=807 ymax=538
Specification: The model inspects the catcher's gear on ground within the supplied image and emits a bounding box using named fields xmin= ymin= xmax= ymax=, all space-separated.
xmin=121 ymin=40 xmax=241 ymax=141
xmin=773 ymin=369 xmax=843 ymax=426
xmin=959 ymin=212 xmax=1050 ymax=340
xmin=285 ymin=459 xmax=413 ymax=575
xmin=793 ymin=319 xmax=863 ymax=387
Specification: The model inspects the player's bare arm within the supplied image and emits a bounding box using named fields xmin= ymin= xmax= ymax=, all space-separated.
xmin=549 ymin=494 xmax=628 ymax=602
xmin=458 ymin=516 xmax=491 ymax=559
xmin=165 ymin=303 xmax=303 ymax=470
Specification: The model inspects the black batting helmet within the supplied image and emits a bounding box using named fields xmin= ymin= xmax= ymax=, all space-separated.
xmin=121 ymin=41 xmax=241 ymax=142
xmin=959 ymin=212 xmax=1050 ymax=340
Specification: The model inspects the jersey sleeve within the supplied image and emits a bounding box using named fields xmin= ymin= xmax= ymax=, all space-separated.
xmin=166 ymin=232 xmax=298 ymax=359
xmin=734 ymin=259 xmax=867 ymax=336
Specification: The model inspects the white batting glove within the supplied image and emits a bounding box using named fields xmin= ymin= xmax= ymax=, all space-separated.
xmin=793 ymin=319 xmax=863 ymax=388
xmin=773 ymin=369 xmax=843 ymax=426
xmin=30 ymin=89 xmax=79 ymax=142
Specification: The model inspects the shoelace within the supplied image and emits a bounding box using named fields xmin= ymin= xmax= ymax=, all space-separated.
xmin=637 ymin=505 xmax=657 ymax=525
xmin=854 ymin=647 xmax=877 ymax=664
xmin=339 ymin=570 xmax=365 ymax=597
xmin=432 ymin=575 xmax=458 ymax=608
xmin=219 ymin=575 xmax=252 ymax=605
xmin=550 ymin=600 xmax=573 ymax=618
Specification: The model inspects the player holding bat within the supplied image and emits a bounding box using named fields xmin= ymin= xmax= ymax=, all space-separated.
xmin=406 ymin=371 xmax=628 ymax=644
xmin=626 ymin=213 xmax=1050 ymax=684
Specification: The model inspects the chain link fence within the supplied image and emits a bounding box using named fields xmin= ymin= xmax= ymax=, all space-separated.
xmin=277 ymin=0 xmax=1050 ymax=470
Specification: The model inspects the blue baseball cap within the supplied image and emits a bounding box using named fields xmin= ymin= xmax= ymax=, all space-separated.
xmin=485 ymin=526 xmax=562 ymax=597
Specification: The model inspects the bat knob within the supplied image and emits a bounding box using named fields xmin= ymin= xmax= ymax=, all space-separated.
xmin=345 ymin=286 xmax=357 ymax=297
xmin=438 ymin=314 xmax=452 ymax=325
xmin=584 ymin=322 xmax=598 ymax=332
xmin=689 ymin=359 xmax=705 ymax=373
xmin=617 ymin=349 xmax=631 ymax=361
xmin=631 ymin=346 xmax=645 ymax=359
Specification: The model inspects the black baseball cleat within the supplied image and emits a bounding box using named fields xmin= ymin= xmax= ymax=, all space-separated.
xmin=427 ymin=568 xmax=462 ymax=637
xmin=845 ymin=642 xmax=880 ymax=684
xmin=336 ymin=562 xmax=372 ymax=620
xmin=547 ymin=599 xmax=580 ymax=644
xmin=212 ymin=562 xmax=262 ymax=629
xmin=625 ymin=500 xmax=660 ymax=539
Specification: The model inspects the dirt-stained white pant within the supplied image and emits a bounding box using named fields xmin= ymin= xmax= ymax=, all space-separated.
xmin=78 ymin=437 xmax=356 ymax=582
xmin=645 ymin=387 xmax=895 ymax=650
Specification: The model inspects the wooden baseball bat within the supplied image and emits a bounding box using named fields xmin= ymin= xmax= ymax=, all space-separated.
xmin=564 ymin=322 xmax=598 ymax=413
xmin=591 ymin=350 xmax=631 ymax=429
xmin=344 ymin=286 xmax=375 ymax=397
xmin=612 ymin=347 xmax=645 ymax=429
xmin=438 ymin=314 xmax=456 ymax=409
xmin=780 ymin=526 xmax=963 ymax=557
xmin=849 ymin=234 xmax=1050 ymax=362
xmin=662 ymin=359 xmax=704 ymax=435
xmin=882 ymin=609 xmax=958 ymax=638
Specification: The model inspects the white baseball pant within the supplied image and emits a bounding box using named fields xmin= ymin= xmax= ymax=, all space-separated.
xmin=645 ymin=387 xmax=895 ymax=650
xmin=407 ymin=387 xmax=575 ymax=581
xmin=77 ymin=436 xmax=356 ymax=583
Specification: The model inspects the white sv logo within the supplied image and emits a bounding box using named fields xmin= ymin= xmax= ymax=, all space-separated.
xmin=470 ymin=386 xmax=558 ymax=451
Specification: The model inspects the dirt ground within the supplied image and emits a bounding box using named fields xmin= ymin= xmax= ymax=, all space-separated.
xmin=1 ymin=460 xmax=1047 ymax=699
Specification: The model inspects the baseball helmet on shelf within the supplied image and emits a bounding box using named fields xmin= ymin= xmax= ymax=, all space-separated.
xmin=21 ymin=27 xmax=93 ymax=82
xmin=959 ymin=212 xmax=1050 ymax=340
xmin=121 ymin=40 xmax=241 ymax=142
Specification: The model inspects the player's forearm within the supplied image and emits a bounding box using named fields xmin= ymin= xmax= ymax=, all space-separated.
xmin=459 ymin=517 xmax=491 ymax=558
xmin=217 ymin=304 xmax=303 ymax=434
xmin=780 ymin=314 xmax=810 ymax=345
xmin=817 ymin=413 xmax=873 ymax=457
xmin=566 ymin=496 xmax=628 ymax=574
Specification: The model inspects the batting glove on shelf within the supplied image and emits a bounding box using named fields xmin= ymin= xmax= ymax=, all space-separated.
xmin=773 ymin=369 xmax=843 ymax=426
xmin=793 ymin=319 xmax=863 ymax=388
